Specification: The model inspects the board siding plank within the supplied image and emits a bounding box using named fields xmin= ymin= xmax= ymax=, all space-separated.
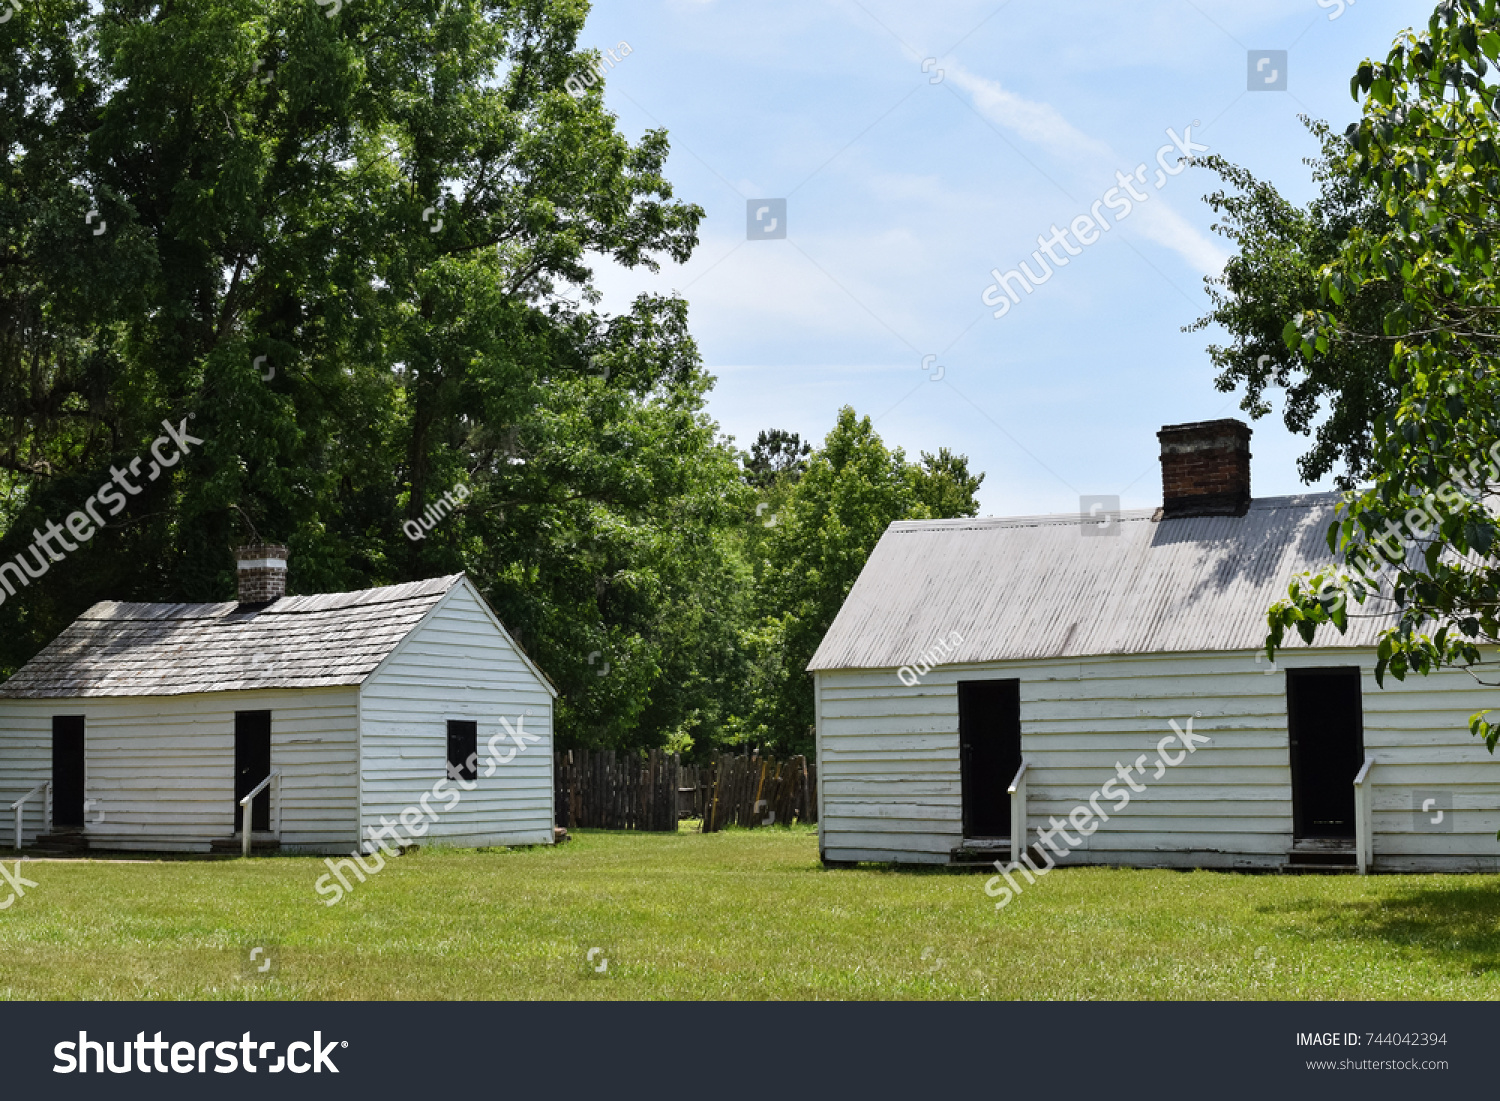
xmin=816 ymin=649 xmax=1500 ymax=869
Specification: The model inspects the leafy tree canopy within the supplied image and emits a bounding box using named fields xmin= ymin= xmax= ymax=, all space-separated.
xmin=742 ymin=428 xmax=811 ymax=490
xmin=0 ymin=0 xmax=737 ymax=750
xmin=1262 ymin=0 xmax=1500 ymax=752
xmin=736 ymin=408 xmax=983 ymax=755
xmin=1188 ymin=119 xmax=1401 ymax=489
xmin=0 ymin=1 xmax=987 ymax=757
xmin=911 ymin=446 xmax=984 ymax=520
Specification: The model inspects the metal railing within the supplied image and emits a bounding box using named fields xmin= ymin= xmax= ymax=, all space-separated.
xmin=1353 ymin=756 xmax=1375 ymax=875
xmin=10 ymin=781 xmax=50 ymax=851
xmin=238 ymin=771 xmax=281 ymax=858
xmin=1007 ymin=760 xmax=1028 ymax=865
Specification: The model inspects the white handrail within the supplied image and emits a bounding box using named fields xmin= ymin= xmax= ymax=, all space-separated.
xmin=10 ymin=781 xmax=50 ymax=851
xmin=1007 ymin=761 xmax=1028 ymax=865
xmin=239 ymin=771 xmax=280 ymax=858
xmin=1353 ymin=755 xmax=1375 ymax=875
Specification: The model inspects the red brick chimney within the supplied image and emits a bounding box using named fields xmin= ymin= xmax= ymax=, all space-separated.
xmin=236 ymin=544 xmax=288 ymax=604
xmin=1158 ymin=419 xmax=1252 ymax=519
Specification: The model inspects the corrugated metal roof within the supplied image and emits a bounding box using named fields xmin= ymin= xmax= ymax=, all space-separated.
xmin=807 ymin=494 xmax=1393 ymax=672
xmin=0 ymin=575 xmax=464 ymax=699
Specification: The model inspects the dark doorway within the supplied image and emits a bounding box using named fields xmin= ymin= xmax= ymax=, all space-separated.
xmin=959 ymin=680 xmax=1022 ymax=838
xmin=1287 ymin=668 xmax=1365 ymax=839
xmin=234 ymin=710 xmax=272 ymax=832
xmin=51 ymin=716 xmax=85 ymax=827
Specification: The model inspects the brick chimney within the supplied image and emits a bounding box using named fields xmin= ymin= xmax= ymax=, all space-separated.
xmin=236 ymin=544 xmax=288 ymax=604
xmin=1157 ymin=419 xmax=1252 ymax=519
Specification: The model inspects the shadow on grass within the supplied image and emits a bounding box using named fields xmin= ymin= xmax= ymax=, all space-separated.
xmin=1258 ymin=883 xmax=1500 ymax=975
xmin=0 ymin=848 xmax=237 ymax=863
xmin=820 ymin=860 xmax=989 ymax=877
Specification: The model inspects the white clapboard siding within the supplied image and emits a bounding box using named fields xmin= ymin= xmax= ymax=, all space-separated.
xmin=0 ymin=703 xmax=53 ymax=846
xmin=816 ymin=647 xmax=1500 ymax=872
xmin=0 ymin=689 xmax=358 ymax=852
xmin=358 ymin=579 xmax=556 ymax=848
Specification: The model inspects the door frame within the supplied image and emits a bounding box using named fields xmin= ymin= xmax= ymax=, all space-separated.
xmin=51 ymin=715 xmax=86 ymax=828
xmin=958 ymin=679 xmax=1022 ymax=839
xmin=234 ymin=710 xmax=273 ymax=832
xmin=1286 ymin=666 xmax=1365 ymax=840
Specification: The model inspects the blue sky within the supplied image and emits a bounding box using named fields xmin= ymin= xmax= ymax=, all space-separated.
xmin=578 ymin=0 xmax=1436 ymax=515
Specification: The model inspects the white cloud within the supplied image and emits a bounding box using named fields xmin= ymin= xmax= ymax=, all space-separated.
xmin=1129 ymin=198 xmax=1232 ymax=277
xmin=940 ymin=59 xmax=1229 ymax=276
xmin=944 ymin=63 xmax=1116 ymax=166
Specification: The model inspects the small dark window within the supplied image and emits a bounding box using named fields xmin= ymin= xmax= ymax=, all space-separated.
xmin=446 ymin=720 xmax=477 ymax=781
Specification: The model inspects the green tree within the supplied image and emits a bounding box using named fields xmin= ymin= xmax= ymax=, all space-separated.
xmin=449 ymin=295 xmax=755 ymax=751
xmin=910 ymin=446 xmax=984 ymax=519
xmin=0 ymin=0 xmax=751 ymax=753
xmin=737 ymin=408 xmax=984 ymax=754
xmin=1187 ymin=121 xmax=1402 ymax=488
xmin=738 ymin=428 xmax=812 ymax=589
xmin=1264 ymin=0 xmax=1500 ymax=754
xmin=743 ymin=428 xmax=811 ymax=489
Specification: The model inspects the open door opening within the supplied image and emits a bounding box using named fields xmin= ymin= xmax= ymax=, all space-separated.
xmin=1287 ymin=668 xmax=1364 ymax=840
xmin=959 ymin=680 xmax=1022 ymax=839
xmin=51 ymin=715 xmax=85 ymax=827
xmin=234 ymin=710 xmax=272 ymax=832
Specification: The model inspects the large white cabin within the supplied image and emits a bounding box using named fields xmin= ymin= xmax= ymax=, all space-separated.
xmin=0 ymin=547 xmax=556 ymax=855
xmin=808 ymin=420 xmax=1500 ymax=874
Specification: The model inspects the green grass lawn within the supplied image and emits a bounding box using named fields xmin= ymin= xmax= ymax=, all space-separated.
xmin=0 ymin=824 xmax=1497 ymax=1000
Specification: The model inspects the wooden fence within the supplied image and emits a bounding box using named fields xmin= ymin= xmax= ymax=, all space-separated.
xmin=555 ymin=750 xmax=817 ymax=832
xmin=554 ymin=749 xmax=681 ymax=832
xmin=699 ymin=754 xmax=816 ymax=832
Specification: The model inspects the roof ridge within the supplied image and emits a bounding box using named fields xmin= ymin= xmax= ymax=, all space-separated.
xmin=79 ymin=573 xmax=464 ymax=621
xmin=888 ymin=492 xmax=1343 ymax=533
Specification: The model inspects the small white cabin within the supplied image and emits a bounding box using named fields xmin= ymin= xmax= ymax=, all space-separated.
xmin=0 ymin=546 xmax=557 ymax=855
xmin=808 ymin=420 xmax=1500 ymax=874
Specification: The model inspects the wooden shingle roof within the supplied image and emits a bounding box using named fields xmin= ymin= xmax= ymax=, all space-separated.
xmin=0 ymin=574 xmax=463 ymax=699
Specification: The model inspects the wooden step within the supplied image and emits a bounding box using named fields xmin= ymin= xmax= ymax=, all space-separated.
xmin=1283 ymin=838 xmax=1357 ymax=873
xmin=32 ymin=829 xmax=88 ymax=854
xmin=1281 ymin=864 xmax=1358 ymax=874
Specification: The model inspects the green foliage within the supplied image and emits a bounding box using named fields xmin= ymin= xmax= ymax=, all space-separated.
xmin=1188 ymin=120 xmax=1402 ymax=488
xmin=735 ymin=409 xmax=983 ymax=754
xmin=742 ymin=428 xmax=811 ymax=490
xmin=0 ymin=0 xmax=735 ymax=749
xmin=0 ymin=2 xmax=985 ymax=757
xmin=1262 ymin=0 xmax=1500 ymax=762
xmin=910 ymin=446 xmax=984 ymax=519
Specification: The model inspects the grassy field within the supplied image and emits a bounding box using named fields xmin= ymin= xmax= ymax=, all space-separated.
xmin=0 ymin=824 xmax=1497 ymax=999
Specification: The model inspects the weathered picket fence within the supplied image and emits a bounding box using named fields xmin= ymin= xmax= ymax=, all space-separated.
xmin=698 ymin=754 xmax=816 ymax=832
xmin=554 ymin=750 xmax=817 ymax=832
xmin=554 ymin=748 xmax=681 ymax=832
